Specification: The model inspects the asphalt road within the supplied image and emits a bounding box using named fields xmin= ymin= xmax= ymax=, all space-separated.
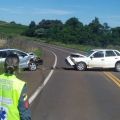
xmin=31 ymin=44 xmax=120 ymax=120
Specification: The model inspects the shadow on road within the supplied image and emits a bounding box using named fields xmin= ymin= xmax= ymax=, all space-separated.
xmin=62 ymin=67 xmax=115 ymax=72
xmin=62 ymin=67 xmax=75 ymax=71
xmin=39 ymin=66 xmax=116 ymax=72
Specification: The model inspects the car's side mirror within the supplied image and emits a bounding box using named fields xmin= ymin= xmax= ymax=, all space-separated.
xmin=90 ymin=56 xmax=93 ymax=59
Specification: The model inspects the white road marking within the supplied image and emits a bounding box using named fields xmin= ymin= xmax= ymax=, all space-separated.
xmin=29 ymin=51 xmax=57 ymax=104
xmin=43 ymin=52 xmax=57 ymax=86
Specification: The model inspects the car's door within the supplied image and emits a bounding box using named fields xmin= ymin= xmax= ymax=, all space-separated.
xmin=88 ymin=51 xmax=105 ymax=68
xmin=104 ymin=50 xmax=117 ymax=68
xmin=11 ymin=50 xmax=29 ymax=68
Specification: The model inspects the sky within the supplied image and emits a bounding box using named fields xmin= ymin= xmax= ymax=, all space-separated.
xmin=0 ymin=0 xmax=120 ymax=27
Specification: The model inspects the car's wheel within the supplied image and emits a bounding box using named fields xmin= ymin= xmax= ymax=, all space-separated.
xmin=115 ymin=62 xmax=120 ymax=72
xmin=76 ymin=62 xmax=87 ymax=71
xmin=28 ymin=62 xmax=37 ymax=71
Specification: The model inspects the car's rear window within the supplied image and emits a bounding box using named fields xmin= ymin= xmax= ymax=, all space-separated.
xmin=114 ymin=51 xmax=120 ymax=56
xmin=105 ymin=51 xmax=116 ymax=57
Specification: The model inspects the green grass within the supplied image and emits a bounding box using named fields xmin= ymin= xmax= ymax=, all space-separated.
xmin=0 ymin=21 xmax=28 ymax=36
xmin=0 ymin=63 xmax=4 ymax=74
xmin=33 ymin=48 xmax=43 ymax=57
xmin=47 ymin=41 xmax=99 ymax=52
xmin=46 ymin=41 xmax=120 ymax=52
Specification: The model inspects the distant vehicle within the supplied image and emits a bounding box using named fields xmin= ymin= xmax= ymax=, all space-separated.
xmin=65 ymin=49 xmax=120 ymax=72
xmin=0 ymin=49 xmax=37 ymax=71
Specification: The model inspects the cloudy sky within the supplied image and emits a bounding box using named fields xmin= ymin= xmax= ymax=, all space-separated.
xmin=0 ymin=0 xmax=120 ymax=27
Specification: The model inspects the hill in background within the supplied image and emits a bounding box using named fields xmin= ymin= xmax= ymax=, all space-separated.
xmin=0 ymin=20 xmax=28 ymax=36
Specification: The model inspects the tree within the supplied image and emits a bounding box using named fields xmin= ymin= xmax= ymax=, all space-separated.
xmin=111 ymin=27 xmax=120 ymax=45
xmin=38 ymin=19 xmax=63 ymax=29
xmin=10 ymin=21 xmax=16 ymax=24
xmin=37 ymin=19 xmax=63 ymax=39
xmin=24 ymin=17 xmax=120 ymax=48
xmin=29 ymin=21 xmax=36 ymax=29
xmin=34 ymin=28 xmax=46 ymax=37
xmin=24 ymin=21 xmax=36 ymax=37
xmin=65 ymin=17 xmax=83 ymax=29
xmin=62 ymin=17 xmax=84 ymax=44
xmin=88 ymin=17 xmax=103 ymax=34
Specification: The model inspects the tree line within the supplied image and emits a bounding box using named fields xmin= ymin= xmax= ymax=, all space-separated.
xmin=23 ymin=17 xmax=120 ymax=47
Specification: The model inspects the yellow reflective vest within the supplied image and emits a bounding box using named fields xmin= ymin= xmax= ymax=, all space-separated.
xmin=0 ymin=73 xmax=25 ymax=120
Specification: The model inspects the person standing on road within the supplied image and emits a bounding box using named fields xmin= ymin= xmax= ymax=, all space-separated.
xmin=0 ymin=53 xmax=31 ymax=120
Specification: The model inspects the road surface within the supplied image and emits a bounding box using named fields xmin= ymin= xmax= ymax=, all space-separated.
xmin=31 ymin=44 xmax=120 ymax=120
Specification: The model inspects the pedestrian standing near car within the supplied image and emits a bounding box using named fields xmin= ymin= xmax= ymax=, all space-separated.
xmin=0 ymin=53 xmax=31 ymax=120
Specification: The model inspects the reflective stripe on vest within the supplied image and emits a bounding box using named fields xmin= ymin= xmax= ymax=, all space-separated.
xmin=0 ymin=74 xmax=25 ymax=120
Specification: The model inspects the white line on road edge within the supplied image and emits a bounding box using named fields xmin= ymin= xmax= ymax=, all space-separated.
xmin=29 ymin=51 xmax=57 ymax=105
xmin=43 ymin=52 xmax=57 ymax=86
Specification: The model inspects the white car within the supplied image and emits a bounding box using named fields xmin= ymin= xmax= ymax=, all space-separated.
xmin=0 ymin=49 xmax=37 ymax=71
xmin=65 ymin=49 xmax=120 ymax=71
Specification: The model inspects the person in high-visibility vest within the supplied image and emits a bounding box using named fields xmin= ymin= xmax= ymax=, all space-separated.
xmin=0 ymin=53 xmax=31 ymax=120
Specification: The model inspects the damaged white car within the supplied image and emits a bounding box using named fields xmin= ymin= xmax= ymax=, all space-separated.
xmin=65 ymin=49 xmax=120 ymax=71
xmin=0 ymin=49 xmax=37 ymax=71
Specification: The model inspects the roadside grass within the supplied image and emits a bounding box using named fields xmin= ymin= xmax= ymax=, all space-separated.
xmin=46 ymin=41 xmax=120 ymax=52
xmin=2 ymin=33 xmax=120 ymax=54
xmin=47 ymin=41 xmax=98 ymax=52
xmin=33 ymin=48 xmax=43 ymax=57
xmin=2 ymin=36 xmax=43 ymax=58
xmin=0 ymin=21 xmax=27 ymax=37
xmin=0 ymin=63 xmax=4 ymax=74
xmin=15 ymin=37 xmax=120 ymax=53
xmin=0 ymin=39 xmax=7 ymax=48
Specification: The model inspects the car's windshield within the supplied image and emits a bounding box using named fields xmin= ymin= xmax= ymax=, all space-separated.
xmin=84 ymin=50 xmax=94 ymax=57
